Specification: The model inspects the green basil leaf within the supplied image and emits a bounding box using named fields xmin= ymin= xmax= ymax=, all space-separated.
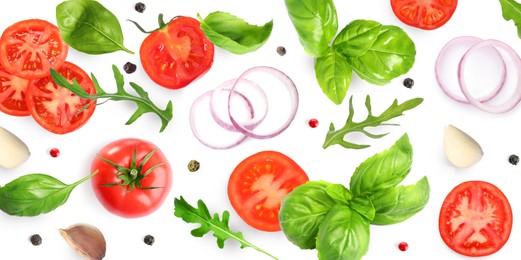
xmin=333 ymin=20 xmax=382 ymax=57
xmin=198 ymin=12 xmax=273 ymax=54
xmin=350 ymin=134 xmax=413 ymax=197
xmin=316 ymin=204 xmax=370 ymax=260
xmin=279 ymin=181 xmax=337 ymax=249
xmin=499 ymin=0 xmax=521 ymax=39
xmin=56 ymin=0 xmax=133 ymax=54
xmin=314 ymin=49 xmax=352 ymax=105
xmin=350 ymin=196 xmax=375 ymax=221
xmin=0 ymin=172 xmax=96 ymax=216
xmin=284 ymin=0 xmax=338 ymax=57
xmin=371 ymin=176 xmax=430 ymax=225
xmin=348 ymin=25 xmax=415 ymax=85
xmin=325 ymin=183 xmax=352 ymax=204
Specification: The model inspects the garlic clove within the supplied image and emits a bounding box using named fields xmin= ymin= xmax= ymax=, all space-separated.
xmin=0 ymin=126 xmax=30 ymax=169
xmin=59 ymin=223 xmax=106 ymax=260
xmin=443 ymin=124 xmax=483 ymax=168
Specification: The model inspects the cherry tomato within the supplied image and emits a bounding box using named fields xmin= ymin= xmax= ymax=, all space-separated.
xmin=91 ymin=138 xmax=173 ymax=218
xmin=390 ymin=0 xmax=458 ymax=30
xmin=0 ymin=62 xmax=30 ymax=116
xmin=25 ymin=61 xmax=96 ymax=134
xmin=139 ymin=16 xmax=214 ymax=89
xmin=228 ymin=150 xmax=309 ymax=232
xmin=439 ymin=181 xmax=512 ymax=257
xmin=0 ymin=19 xmax=68 ymax=79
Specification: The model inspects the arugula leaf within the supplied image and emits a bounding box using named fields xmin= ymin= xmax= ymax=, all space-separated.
xmin=50 ymin=65 xmax=173 ymax=132
xmin=499 ymin=0 xmax=521 ymax=39
xmin=198 ymin=12 xmax=273 ymax=54
xmin=322 ymin=95 xmax=423 ymax=149
xmin=173 ymin=196 xmax=278 ymax=260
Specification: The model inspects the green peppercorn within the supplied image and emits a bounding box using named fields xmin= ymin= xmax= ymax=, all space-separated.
xmin=30 ymin=234 xmax=42 ymax=246
xmin=188 ymin=160 xmax=200 ymax=172
xmin=144 ymin=235 xmax=155 ymax=245
xmin=403 ymin=78 xmax=414 ymax=88
xmin=509 ymin=154 xmax=519 ymax=165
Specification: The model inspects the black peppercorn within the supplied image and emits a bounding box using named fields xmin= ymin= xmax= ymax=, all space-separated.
xmin=509 ymin=154 xmax=519 ymax=165
xmin=144 ymin=235 xmax=155 ymax=245
xmin=276 ymin=46 xmax=286 ymax=56
xmin=30 ymin=234 xmax=42 ymax=246
xmin=188 ymin=160 xmax=200 ymax=172
xmin=403 ymin=78 xmax=414 ymax=88
xmin=123 ymin=62 xmax=137 ymax=74
xmin=134 ymin=2 xmax=146 ymax=13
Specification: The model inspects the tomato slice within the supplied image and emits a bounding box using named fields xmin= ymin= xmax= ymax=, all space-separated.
xmin=0 ymin=62 xmax=30 ymax=116
xmin=439 ymin=181 xmax=512 ymax=257
xmin=25 ymin=61 xmax=96 ymax=134
xmin=0 ymin=19 xmax=68 ymax=79
xmin=228 ymin=150 xmax=309 ymax=232
xmin=390 ymin=0 xmax=458 ymax=30
xmin=140 ymin=16 xmax=214 ymax=89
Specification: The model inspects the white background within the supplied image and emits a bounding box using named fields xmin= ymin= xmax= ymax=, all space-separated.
xmin=1 ymin=0 xmax=520 ymax=259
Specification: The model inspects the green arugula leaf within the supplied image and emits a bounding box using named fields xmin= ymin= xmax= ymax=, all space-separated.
xmin=322 ymin=95 xmax=423 ymax=149
xmin=173 ymin=196 xmax=278 ymax=260
xmin=499 ymin=0 xmax=521 ymax=39
xmin=50 ymin=65 xmax=173 ymax=132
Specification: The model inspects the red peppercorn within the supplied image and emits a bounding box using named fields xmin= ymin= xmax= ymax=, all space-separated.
xmin=308 ymin=118 xmax=319 ymax=128
xmin=50 ymin=148 xmax=60 ymax=158
xmin=398 ymin=242 xmax=408 ymax=251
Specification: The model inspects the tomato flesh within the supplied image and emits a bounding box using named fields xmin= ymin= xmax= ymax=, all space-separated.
xmin=228 ymin=151 xmax=309 ymax=232
xmin=391 ymin=0 xmax=458 ymax=30
xmin=25 ymin=61 xmax=96 ymax=134
xmin=439 ymin=181 xmax=512 ymax=257
xmin=0 ymin=62 xmax=30 ymax=116
xmin=140 ymin=16 xmax=214 ymax=89
xmin=0 ymin=19 xmax=68 ymax=79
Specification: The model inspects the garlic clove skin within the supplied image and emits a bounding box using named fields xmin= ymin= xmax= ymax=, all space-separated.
xmin=0 ymin=126 xmax=30 ymax=169
xmin=59 ymin=224 xmax=106 ymax=260
xmin=443 ymin=124 xmax=483 ymax=168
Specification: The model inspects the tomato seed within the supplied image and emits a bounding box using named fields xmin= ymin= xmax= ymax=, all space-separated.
xmin=308 ymin=118 xmax=319 ymax=128
xmin=398 ymin=242 xmax=408 ymax=251
xmin=50 ymin=148 xmax=60 ymax=158
xmin=509 ymin=154 xmax=519 ymax=165
xmin=144 ymin=235 xmax=155 ymax=245
xmin=403 ymin=78 xmax=414 ymax=88
xmin=134 ymin=2 xmax=146 ymax=13
xmin=30 ymin=234 xmax=42 ymax=246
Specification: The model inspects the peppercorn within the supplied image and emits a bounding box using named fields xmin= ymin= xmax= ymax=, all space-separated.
xmin=123 ymin=62 xmax=137 ymax=74
xmin=403 ymin=78 xmax=414 ymax=88
xmin=30 ymin=234 xmax=42 ymax=246
xmin=509 ymin=154 xmax=519 ymax=165
xmin=188 ymin=160 xmax=200 ymax=172
xmin=276 ymin=46 xmax=286 ymax=56
xmin=134 ymin=2 xmax=146 ymax=13
xmin=144 ymin=235 xmax=155 ymax=246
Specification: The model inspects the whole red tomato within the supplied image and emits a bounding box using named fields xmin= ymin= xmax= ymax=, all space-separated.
xmin=91 ymin=138 xmax=172 ymax=218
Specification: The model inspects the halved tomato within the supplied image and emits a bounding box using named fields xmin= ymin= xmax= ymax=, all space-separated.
xmin=390 ymin=0 xmax=458 ymax=30
xmin=439 ymin=181 xmax=512 ymax=257
xmin=25 ymin=61 xmax=96 ymax=134
xmin=0 ymin=19 xmax=68 ymax=79
xmin=228 ymin=150 xmax=309 ymax=232
xmin=0 ymin=63 xmax=30 ymax=116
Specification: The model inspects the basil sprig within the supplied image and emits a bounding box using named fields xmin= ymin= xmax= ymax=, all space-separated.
xmin=280 ymin=134 xmax=429 ymax=260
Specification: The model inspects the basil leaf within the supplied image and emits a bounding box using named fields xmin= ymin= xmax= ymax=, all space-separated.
xmin=499 ymin=0 xmax=521 ymax=39
xmin=56 ymin=0 xmax=133 ymax=54
xmin=333 ymin=20 xmax=382 ymax=57
xmin=350 ymin=196 xmax=375 ymax=221
xmin=284 ymin=0 xmax=338 ymax=57
xmin=316 ymin=204 xmax=370 ymax=260
xmin=349 ymin=134 xmax=413 ymax=197
xmin=371 ymin=177 xmax=430 ymax=225
xmin=348 ymin=25 xmax=415 ymax=85
xmin=279 ymin=181 xmax=337 ymax=249
xmin=314 ymin=49 xmax=352 ymax=105
xmin=0 ymin=172 xmax=96 ymax=216
xmin=325 ymin=183 xmax=352 ymax=204
xmin=198 ymin=12 xmax=273 ymax=54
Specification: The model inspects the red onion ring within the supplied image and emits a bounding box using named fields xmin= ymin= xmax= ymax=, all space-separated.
xmin=458 ymin=39 xmax=521 ymax=113
xmin=435 ymin=36 xmax=506 ymax=103
xmin=228 ymin=66 xmax=299 ymax=139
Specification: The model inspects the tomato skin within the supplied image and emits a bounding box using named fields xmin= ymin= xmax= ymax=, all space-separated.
xmin=140 ymin=16 xmax=214 ymax=90
xmin=390 ymin=0 xmax=458 ymax=30
xmin=439 ymin=181 xmax=512 ymax=257
xmin=0 ymin=19 xmax=68 ymax=79
xmin=25 ymin=61 xmax=96 ymax=134
xmin=91 ymin=138 xmax=173 ymax=218
xmin=0 ymin=62 xmax=30 ymax=116
xmin=228 ymin=151 xmax=309 ymax=232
